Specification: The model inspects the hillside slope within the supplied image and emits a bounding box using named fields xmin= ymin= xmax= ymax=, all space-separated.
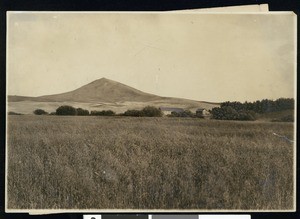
xmin=8 ymin=78 xmax=220 ymax=114
xmin=35 ymin=78 xmax=161 ymax=103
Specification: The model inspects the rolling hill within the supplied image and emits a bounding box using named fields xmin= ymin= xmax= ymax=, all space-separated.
xmin=8 ymin=78 xmax=219 ymax=114
xmin=8 ymin=78 xmax=161 ymax=103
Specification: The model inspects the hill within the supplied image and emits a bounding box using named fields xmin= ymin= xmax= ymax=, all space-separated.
xmin=9 ymin=78 xmax=161 ymax=103
xmin=8 ymin=78 xmax=219 ymax=114
xmin=39 ymin=78 xmax=164 ymax=103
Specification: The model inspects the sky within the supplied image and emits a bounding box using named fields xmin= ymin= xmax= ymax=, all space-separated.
xmin=7 ymin=12 xmax=296 ymax=102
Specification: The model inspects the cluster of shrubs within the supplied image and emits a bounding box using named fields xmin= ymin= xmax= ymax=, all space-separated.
xmin=76 ymin=108 xmax=90 ymax=116
xmin=33 ymin=109 xmax=48 ymax=115
xmin=31 ymin=107 xmax=204 ymax=118
xmin=123 ymin=106 xmax=163 ymax=117
xmin=168 ymin=110 xmax=204 ymax=118
xmin=54 ymin=106 xmax=91 ymax=116
xmin=91 ymin=110 xmax=115 ymax=116
xmin=8 ymin=111 xmax=24 ymax=115
xmin=33 ymin=105 xmax=164 ymax=117
xmin=33 ymin=105 xmax=118 ymax=116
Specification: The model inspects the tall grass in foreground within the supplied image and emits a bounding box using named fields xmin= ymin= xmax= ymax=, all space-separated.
xmin=7 ymin=116 xmax=294 ymax=210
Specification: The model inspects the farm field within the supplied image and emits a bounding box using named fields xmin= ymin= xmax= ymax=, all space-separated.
xmin=7 ymin=99 xmax=219 ymax=115
xmin=6 ymin=115 xmax=295 ymax=210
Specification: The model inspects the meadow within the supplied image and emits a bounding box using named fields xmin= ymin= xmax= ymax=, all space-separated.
xmin=6 ymin=115 xmax=295 ymax=210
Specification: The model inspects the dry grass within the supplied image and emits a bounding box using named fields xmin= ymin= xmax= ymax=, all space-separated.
xmin=7 ymin=115 xmax=294 ymax=210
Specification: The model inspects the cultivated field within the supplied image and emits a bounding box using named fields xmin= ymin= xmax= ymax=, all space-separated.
xmin=7 ymin=116 xmax=294 ymax=210
xmin=8 ymin=99 xmax=219 ymax=115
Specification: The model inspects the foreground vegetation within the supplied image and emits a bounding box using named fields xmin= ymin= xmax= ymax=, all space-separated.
xmin=7 ymin=116 xmax=294 ymax=210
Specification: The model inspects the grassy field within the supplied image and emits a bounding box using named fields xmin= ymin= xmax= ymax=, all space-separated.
xmin=6 ymin=115 xmax=295 ymax=210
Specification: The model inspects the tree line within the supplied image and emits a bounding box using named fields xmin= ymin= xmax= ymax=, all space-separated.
xmin=210 ymin=98 xmax=294 ymax=121
xmin=220 ymin=98 xmax=294 ymax=113
xmin=33 ymin=105 xmax=205 ymax=118
xmin=33 ymin=105 xmax=163 ymax=117
xmin=14 ymin=98 xmax=294 ymax=122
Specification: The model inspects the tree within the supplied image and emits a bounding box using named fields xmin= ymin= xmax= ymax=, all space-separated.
xmin=211 ymin=106 xmax=238 ymax=120
xmin=123 ymin=109 xmax=143 ymax=117
xmin=91 ymin=110 xmax=115 ymax=116
xmin=76 ymin=108 xmax=89 ymax=116
xmin=211 ymin=106 xmax=256 ymax=121
xmin=33 ymin=109 xmax=48 ymax=115
xmin=170 ymin=110 xmax=195 ymax=118
xmin=56 ymin=105 xmax=77 ymax=115
xmin=141 ymin=106 xmax=163 ymax=117
xmin=237 ymin=110 xmax=256 ymax=121
xmin=123 ymin=106 xmax=162 ymax=117
xmin=275 ymin=98 xmax=294 ymax=111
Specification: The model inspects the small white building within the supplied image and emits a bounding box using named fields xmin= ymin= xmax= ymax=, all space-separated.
xmin=196 ymin=108 xmax=210 ymax=117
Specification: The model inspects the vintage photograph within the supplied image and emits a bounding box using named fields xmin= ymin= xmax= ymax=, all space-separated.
xmin=6 ymin=12 xmax=296 ymax=211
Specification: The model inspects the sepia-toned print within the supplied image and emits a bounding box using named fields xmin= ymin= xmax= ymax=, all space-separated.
xmin=6 ymin=12 xmax=296 ymax=212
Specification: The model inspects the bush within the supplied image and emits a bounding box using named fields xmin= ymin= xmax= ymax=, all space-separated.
xmin=141 ymin=106 xmax=163 ymax=117
xmin=123 ymin=106 xmax=162 ymax=117
xmin=91 ymin=110 xmax=115 ymax=116
xmin=170 ymin=110 xmax=195 ymax=118
xmin=49 ymin=112 xmax=56 ymax=115
xmin=33 ymin=109 xmax=48 ymax=115
xmin=123 ymin=109 xmax=143 ymax=117
xmin=76 ymin=108 xmax=89 ymax=116
xmin=56 ymin=105 xmax=77 ymax=116
xmin=8 ymin=111 xmax=23 ymax=115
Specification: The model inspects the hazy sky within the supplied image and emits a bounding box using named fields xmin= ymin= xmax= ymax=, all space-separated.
xmin=7 ymin=12 xmax=296 ymax=102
